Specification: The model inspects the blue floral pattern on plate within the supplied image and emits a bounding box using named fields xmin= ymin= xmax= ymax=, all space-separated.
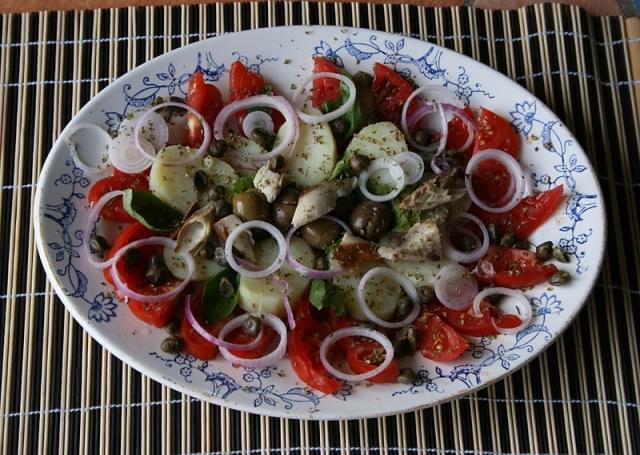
xmin=35 ymin=27 xmax=604 ymax=419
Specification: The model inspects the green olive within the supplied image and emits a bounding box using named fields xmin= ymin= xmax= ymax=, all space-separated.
xmin=232 ymin=189 xmax=271 ymax=222
xmin=272 ymin=187 xmax=299 ymax=231
xmin=349 ymin=201 xmax=393 ymax=241
xmin=300 ymin=218 xmax=343 ymax=249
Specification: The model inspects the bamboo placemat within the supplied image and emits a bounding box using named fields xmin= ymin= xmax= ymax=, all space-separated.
xmin=1 ymin=3 xmax=639 ymax=454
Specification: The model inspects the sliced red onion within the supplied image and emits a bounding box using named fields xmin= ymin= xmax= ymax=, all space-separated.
xmin=442 ymin=213 xmax=490 ymax=264
xmin=472 ymin=287 xmax=532 ymax=335
xmin=407 ymin=102 xmax=437 ymax=131
xmin=292 ymin=72 xmax=357 ymax=124
xmin=83 ymin=190 xmax=124 ymax=269
xmin=356 ymin=267 xmax=420 ymax=329
xmin=183 ymin=294 xmax=265 ymax=351
xmin=242 ymin=110 xmax=275 ymax=137
xmin=134 ymin=101 xmax=210 ymax=167
xmin=358 ymin=158 xmax=406 ymax=203
xmin=214 ymin=95 xmax=299 ymax=162
xmin=64 ymin=123 xmax=113 ymax=177
xmin=434 ymin=264 xmax=478 ymax=311
xmin=218 ymin=313 xmax=288 ymax=368
xmin=110 ymin=237 xmax=195 ymax=303
xmin=284 ymin=216 xmax=351 ymax=280
xmin=224 ymin=220 xmax=286 ymax=278
xmin=120 ymin=110 xmax=169 ymax=151
xmin=464 ymin=148 xmax=527 ymax=213
xmin=392 ymin=151 xmax=425 ymax=185
xmin=401 ymin=87 xmax=449 ymax=156
xmin=108 ymin=134 xmax=155 ymax=174
xmin=441 ymin=104 xmax=476 ymax=153
xmin=319 ymin=327 xmax=394 ymax=382
xmin=271 ymin=274 xmax=295 ymax=330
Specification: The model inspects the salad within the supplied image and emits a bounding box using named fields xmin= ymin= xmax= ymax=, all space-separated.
xmin=70 ymin=57 xmax=569 ymax=394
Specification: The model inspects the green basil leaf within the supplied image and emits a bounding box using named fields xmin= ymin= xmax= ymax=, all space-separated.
xmin=229 ymin=175 xmax=255 ymax=197
xmin=309 ymin=279 xmax=329 ymax=310
xmin=122 ymin=189 xmax=183 ymax=231
xmin=202 ymin=268 xmax=239 ymax=323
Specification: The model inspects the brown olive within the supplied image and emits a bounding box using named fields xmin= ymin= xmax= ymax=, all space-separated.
xmin=272 ymin=186 xmax=299 ymax=231
xmin=349 ymin=154 xmax=371 ymax=175
xmin=331 ymin=192 xmax=356 ymax=220
xmin=300 ymin=218 xmax=343 ymax=249
xmin=232 ymin=189 xmax=271 ymax=222
xmin=349 ymin=201 xmax=393 ymax=241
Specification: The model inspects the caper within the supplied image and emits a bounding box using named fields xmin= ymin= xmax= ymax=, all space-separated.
xmin=393 ymin=325 xmax=417 ymax=357
xmin=193 ymin=170 xmax=209 ymax=192
xmin=395 ymin=296 xmax=413 ymax=319
xmin=164 ymin=319 xmax=181 ymax=335
xmin=397 ymin=367 xmax=416 ymax=385
xmin=232 ymin=189 xmax=271 ymax=222
xmin=314 ymin=256 xmax=329 ymax=271
xmin=208 ymin=185 xmax=226 ymax=201
xmin=218 ymin=277 xmax=235 ymax=298
xmin=414 ymin=130 xmax=429 ymax=146
xmin=243 ymin=315 xmax=261 ymax=337
xmin=145 ymin=255 xmax=168 ymax=285
xmin=251 ymin=128 xmax=275 ymax=150
xmin=214 ymin=246 xmax=227 ymax=266
xmin=500 ymin=232 xmax=517 ymax=247
xmin=536 ymin=241 xmax=553 ymax=261
xmin=418 ymin=286 xmax=435 ymax=304
xmin=459 ymin=235 xmax=477 ymax=252
xmin=208 ymin=139 xmax=227 ymax=157
xmin=215 ymin=201 xmax=232 ymax=219
xmin=160 ymin=335 xmax=184 ymax=354
xmin=486 ymin=223 xmax=499 ymax=245
xmin=300 ymin=218 xmax=343 ymax=249
xmin=549 ymin=270 xmax=571 ymax=286
xmin=330 ymin=119 xmax=347 ymax=135
xmin=199 ymin=240 xmax=217 ymax=260
xmin=89 ymin=235 xmax=110 ymax=256
xmin=515 ymin=239 xmax=530 ymax=250
xmin=349 ymin=154 xmax=371 ymax=175
xmin=269 ymin=155 xmax=285 ymax=171
xmin=553 ymin=246 xmax=570 ymax=263
xmin=124 ymin=248 xmax=141 ymax=268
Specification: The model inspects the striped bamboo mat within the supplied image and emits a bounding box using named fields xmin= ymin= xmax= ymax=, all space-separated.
xmin=1 ymin=2 xmax=640 ymax=454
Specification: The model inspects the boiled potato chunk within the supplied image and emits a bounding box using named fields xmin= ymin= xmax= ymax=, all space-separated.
xmin=149 ymin=145 xmax=238 ymax=213
xmin=278 ymin=121 xmax=337 ymax=187
xmin=345 ymin=121 xmax=407 ymax=160
xmin=163 ymin=248 xmax=225 ymax=282
xmin=237 ymin=236 xmax=314 ymax=317
xmin=384 ymin=257 xmax=455 ymax=288
xmin=223 ymin=133 xmax=267 ymax=176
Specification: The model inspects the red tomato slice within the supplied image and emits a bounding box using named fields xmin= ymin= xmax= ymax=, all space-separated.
xmin=185 ymin=71 xmax=224 ymax=148
xmin=437 ymin=300 xmax=522 ymax=337
xmin=473 ymin=108 xmax=520 ymax=158
xmin=371 ymin=63 xmax=413 ymax=125
xmin=288 ymin=316 xmax=342 ymax=394
xmin=180 ymin=293 xmax=228 ymax=360
xmin=415 ymin=306 xmax=468 ymax=361
xmin=476 ymin=246 xmax=558 ymax=288
xmin=470 ymin=185 xmax=564 ymax=239
xmin=447 ymin=106 xmax=476 ymax=159
xmin=127 ymin=281 xmax=182 ymax=328
xmin=312 ymin=56 xmax=342 ymax=108
xmin=346 ymin=340 xmax=399 ymax=383
xmin=102 ymin=222 xmax=155 ymax=285
xmin=87 ymin=173 xmax=149 ymax=222
xmin=226 ymin=326 xmax=277 ymax=359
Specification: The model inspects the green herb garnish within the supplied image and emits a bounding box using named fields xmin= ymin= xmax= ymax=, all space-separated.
xmin=202 ymin=268 xmax=239 ymax=323
xmin=122 ymin=189 xmax=183 ymax=231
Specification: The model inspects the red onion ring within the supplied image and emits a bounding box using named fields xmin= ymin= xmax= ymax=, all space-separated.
xmin=358 ymin=158 xmax=406 ymax=203
xmin=183 ymin=294 xmax=266 ymax=351
xmin=407 ymin=102 xmax=437 ymax=131
xmin=284 ymin=215 xmax=351 ymax=280
xmin=224 ymin=220 xmax=286 ymax=278
xmin=214 ymin=95 xmax=299 ymax=162
xmin=110 ymin=237 xmax=195 ymax=303
xmin=218 ymin=313 xmax=288 ymax=368
xmin=64 ymin=123 xmax=113 ymax=177
xmin=434 ymin=264 xmax=479 ymax=311
xmin=472 ymin=287 xmax=532 ymax=335
xmin=319 ymin=327 xmax=394 ymax=382
xmin=392 ymin=151 xmax=425 ymax=185
xmin=83 ymin=190 xmax=125 ymax=269
xmin=271 ymin=274 xmax=295 ymax=330
xmin=108 ymin=134 xmax=156 ymax=174
xmin=242 ymin=110 xmax=275 ymax=137
xmin=464 ymin=148 xmax=527 ymax=213
xmin=134 ymin=101 xmax=211 ymax=167
xmin=442 ymin=213 xmax=490 ymax=264
xmin=292 ymin=72 xmax=357 ymax=124
xmin=441 ymin=104 xmax=476 ymax=153
xmin=356 ymin=267 xmax=420 ymax=329
xmin=400 ymin=87 xmax=449 ymax=156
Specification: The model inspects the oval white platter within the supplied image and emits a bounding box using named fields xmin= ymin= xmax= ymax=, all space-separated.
xmin=34 ymin=26 xmax=605 ymax=420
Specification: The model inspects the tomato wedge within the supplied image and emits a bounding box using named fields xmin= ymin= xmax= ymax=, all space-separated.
xmin=471 ymin=185 xmax=564 ymax=239
xmin=288 ymin=299 xmax=342 ymax=394
xmin=437 ymin=300 xmax=522 ymax=337
xmin=346 ymin=340 xmax=399 ymax=383
xmin=473 ymin=107 xmax=520 ymax=158
xmin=185 ymin=71 xmax=224 ymax=148
xmin=102 ymin=222 xmax=155 ymax=286
xmin=127 ymin=281 xmax=183 ymax=328
xmin=476 ymin=246 xmax=558 ymax=288
xmin=415 ymin=306 xmax=468 ymax=361
xmin=226 ymin=326 xmax=277 ymax=359
xmin=312 ymin=56 xmax=342 ymax=108
xmin=87 ymin=172 xmax=149 ymax=222
xmin=371 ymin=63 xmax=413 ymax=125
xmin=447 ymin=106 xmax=476 ymax=159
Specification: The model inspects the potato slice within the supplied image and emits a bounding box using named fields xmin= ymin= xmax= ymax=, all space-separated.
xmin=163 ymin=248 xmax=225 ymax=282
xmin=345 ymin=121 xmax=407 ymax=160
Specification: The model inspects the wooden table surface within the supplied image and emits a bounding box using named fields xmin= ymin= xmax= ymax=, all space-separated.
xmin=0 ymin=0 xmax=628 ymax=16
